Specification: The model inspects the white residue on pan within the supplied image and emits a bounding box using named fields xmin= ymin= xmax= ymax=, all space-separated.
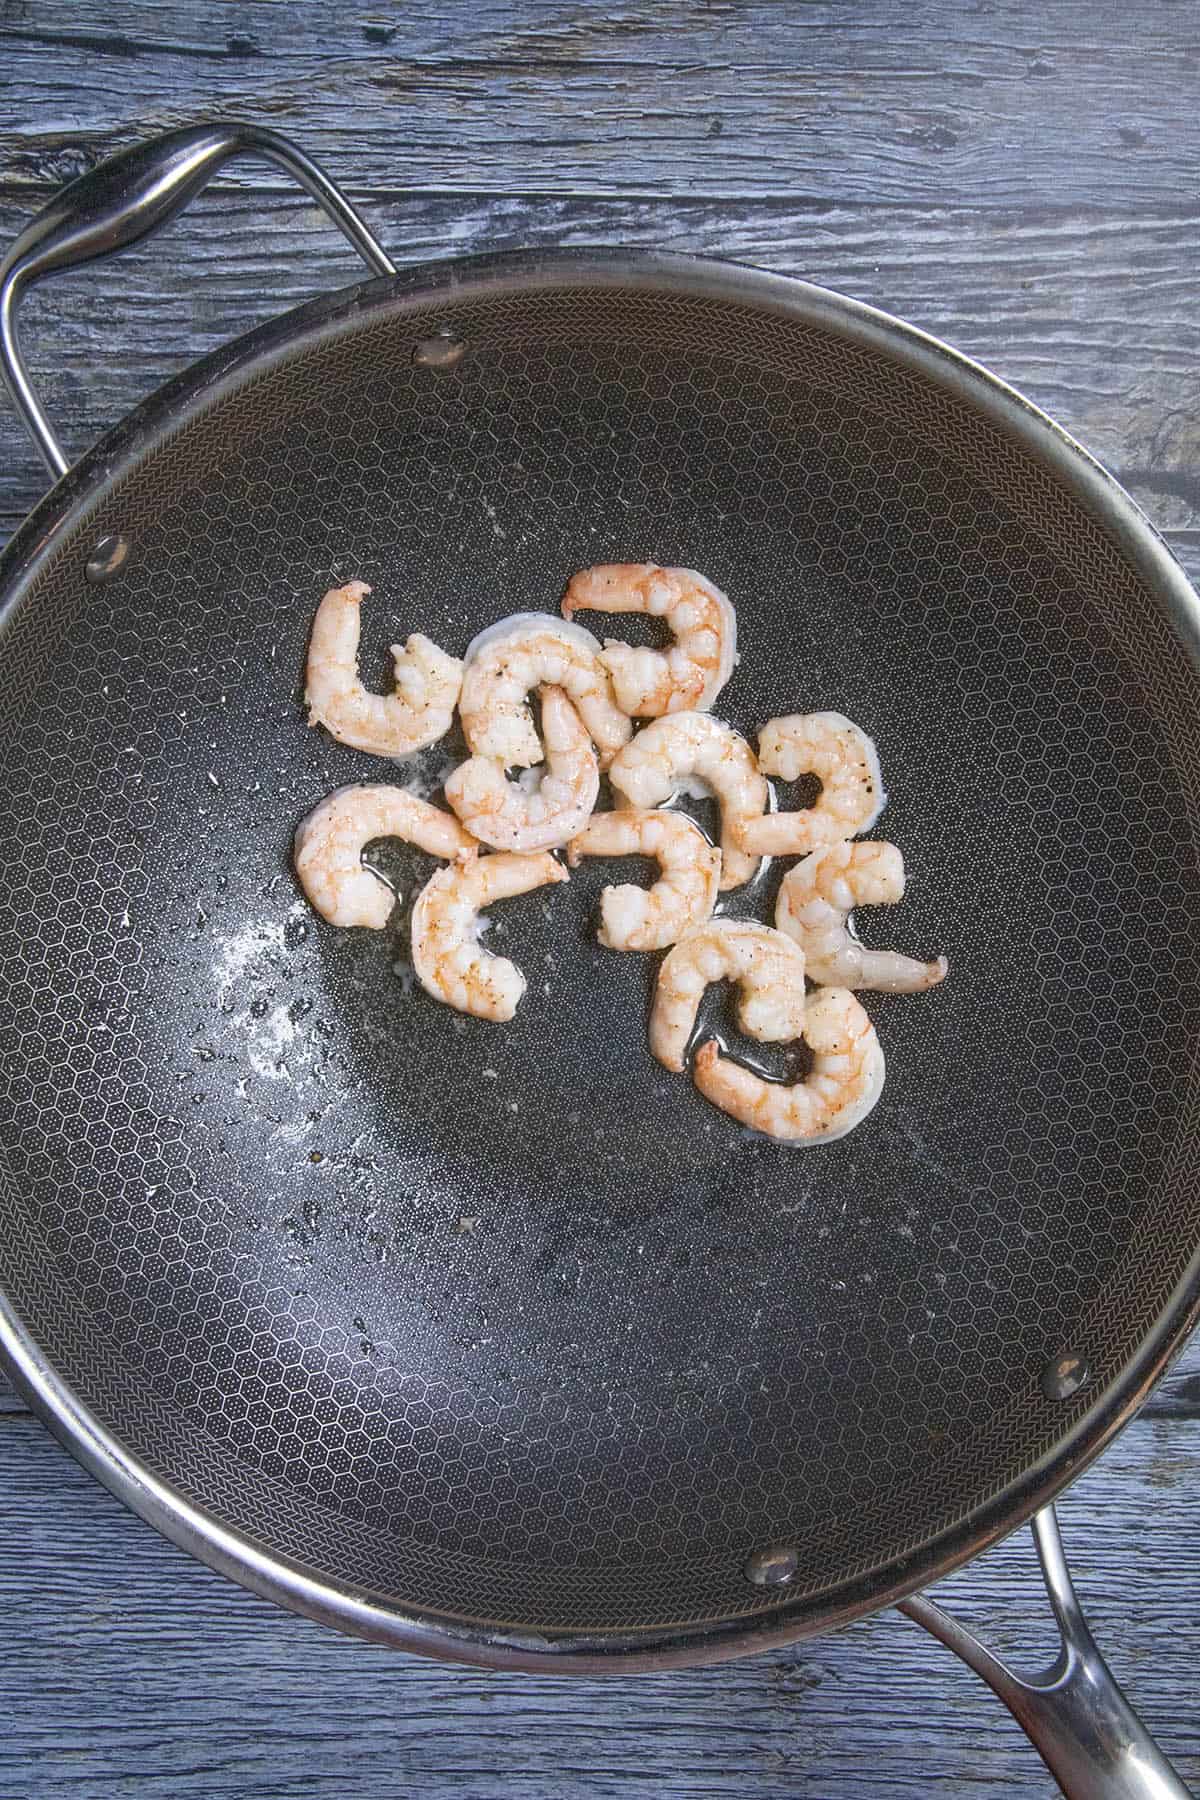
xmin=391 ymin=740 xmax=462 ymax=796
xmin=246 ymin=1003 xmax=297 ymax=1079
xmin=275 ymin=1110 xmax=314 ymax=1148
xmin=212 ymin=915 xmax=285 ymax=1002
xmin=211 ymin=902 xmax=313 ymax=1083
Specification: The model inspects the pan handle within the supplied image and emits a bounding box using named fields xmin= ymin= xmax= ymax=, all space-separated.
xmin=0 ymin=122 xmax=397 ymax=480
xmin=900 ymin=1505 xmax=1192 ymax=1798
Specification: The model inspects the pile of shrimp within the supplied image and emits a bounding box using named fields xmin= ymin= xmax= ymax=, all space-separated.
xmin=293 ymin=565 xmax=947 ymax=1145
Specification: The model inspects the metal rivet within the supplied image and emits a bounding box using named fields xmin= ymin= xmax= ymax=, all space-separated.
xmin=1042 ymin=1351 xmax=1091 ymax=1401
xmin=412 ymin=331 xmax=468 ymax=370
xmin=85 ymin=533 xmax=130 ymax=584
xmin=744 ymin=1544 xmax=798 ymax=1588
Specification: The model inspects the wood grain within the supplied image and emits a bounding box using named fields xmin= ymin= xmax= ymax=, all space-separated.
xmin=0 ymin=0 xmax=1196 ymax=207
xmin=0 ymin=1406 xmax=1196 ymax=1798
xmin=2 ymin=4 xmax=1200 ymax=1794
xmin=2 ymin=195 xmax=1199 ymax=555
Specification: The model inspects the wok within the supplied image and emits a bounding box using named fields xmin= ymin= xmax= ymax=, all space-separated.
xmin=1 ymin=124 xmax=1197 ymax=1797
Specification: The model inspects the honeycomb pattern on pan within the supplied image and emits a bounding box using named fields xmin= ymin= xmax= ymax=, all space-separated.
xmin=1 ymin=277 xmax=1200 ymax=1637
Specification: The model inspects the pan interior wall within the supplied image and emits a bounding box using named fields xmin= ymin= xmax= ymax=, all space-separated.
xmin=1 ymin=282 xmax=1198 ymax=1634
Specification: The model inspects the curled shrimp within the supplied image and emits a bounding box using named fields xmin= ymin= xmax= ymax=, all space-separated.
xmin=694 ymin=987 xmax=885 ymax=1144
xmin=736 ymin=711 xmax=884 ymax=857
xmin=459 ymin=613 xmax=632 ymax=769
xmin=444 ymin=687 xmax=599 ymax=853
xmin=293 ymin=785 xmax=476 ymax=929
xmin=305 ymin=581 xmax=463 ymax=758
xmin=607 ymin=711 xmax=768 ymax=891
xmin=411 ymin=851 xmax=567 ymax=1022
xmin=650 ymin=920 xmax=808 ymax=1073
xmin=567 ymin=807 xmax=721 ymax=951
xmin=776 ymin=840 xmax=948 ymax=992
xmin=562 ymin=563 xmax=737 ymax=716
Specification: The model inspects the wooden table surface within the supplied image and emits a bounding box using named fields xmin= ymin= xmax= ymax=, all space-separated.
xmin=2 ymin=4 xmax=1199 ymax=1795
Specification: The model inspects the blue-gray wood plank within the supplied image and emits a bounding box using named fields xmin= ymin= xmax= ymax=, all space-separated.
xmin=1 ymin=2 xmax=1198 ymax=1794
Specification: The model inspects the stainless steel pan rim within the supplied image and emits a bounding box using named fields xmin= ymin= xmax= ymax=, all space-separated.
xmin=4 ymin=1260 xmax=1200 ymax=1678
xmin=2 ymin=242 xmax=1199 ymax=1674
xmin=5 ymin=239 xmax=1200 ymax=667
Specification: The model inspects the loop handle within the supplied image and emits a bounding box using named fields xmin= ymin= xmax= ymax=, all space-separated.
xmin=0 ymin=121 xmax=396 ymax=479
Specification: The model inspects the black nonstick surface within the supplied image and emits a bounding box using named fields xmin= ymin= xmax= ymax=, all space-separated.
xmin=1 ymin=257 xmax=1199 ymax=1646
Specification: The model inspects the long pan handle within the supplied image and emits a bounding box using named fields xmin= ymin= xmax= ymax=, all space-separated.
xmin=900 ymin=1505 xmax=1192 ymax=1798
xmin=0 ymin=122 xmax=396 ymax=480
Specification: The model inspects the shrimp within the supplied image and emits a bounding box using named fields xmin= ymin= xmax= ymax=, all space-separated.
xmin=305 ymin=581 xmax=463 ymax=758
xmin=444 ymin=686 xmax=598 ymax=853
xmin=736 ymin=711 xmax=885 ymax=858
xmin=776 ymin=840 xmax=948 ymax=992
xmin=411 ymin=851 xmax=567 ymax=1022
xmin=562 ymin=563 xmax=737 ymax=716
xmin=607 ymin=711 xmax=768 ymax=891
xmin=458 ymin=613 xmax=632 ymax=769
xmin=694 ymin=987 xmax=884 ymax=1143
xmin=293 ymin=785 xmax=477 ymax=929
xmin=650 ymin=921 xmax=808 ymax=1073
xmin=567 ymin=808 xmax=721 ymax=951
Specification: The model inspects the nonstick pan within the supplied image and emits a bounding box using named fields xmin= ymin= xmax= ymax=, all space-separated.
xmin=1 ymin=125 xmax=1197 ymax=1798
